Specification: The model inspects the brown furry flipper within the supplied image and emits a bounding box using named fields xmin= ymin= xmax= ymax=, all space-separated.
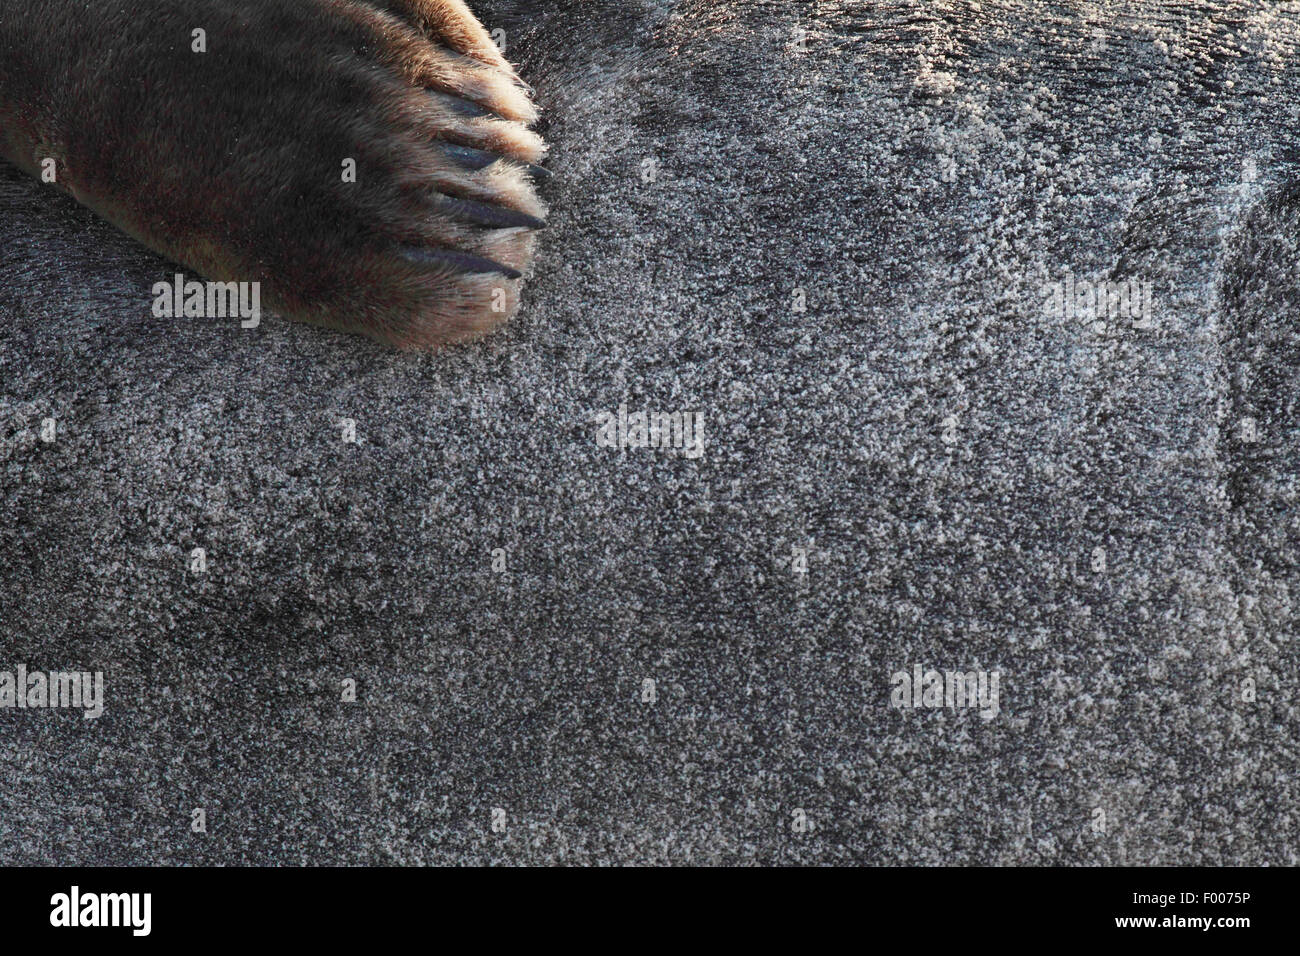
xmin=0 ymin=0 xmax=548 ymax=347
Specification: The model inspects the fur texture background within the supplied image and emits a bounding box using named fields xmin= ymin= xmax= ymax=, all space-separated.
xmin=1 ymin=0 xmax=1298 ymax=864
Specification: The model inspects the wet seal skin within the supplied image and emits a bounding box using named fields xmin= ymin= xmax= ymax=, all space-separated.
xmin=0 ymin=0 xmax=548 ymax=347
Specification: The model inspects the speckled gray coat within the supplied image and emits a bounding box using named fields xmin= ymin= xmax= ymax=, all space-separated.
xmin=1 ymin=0 xmax=1297 ymax=864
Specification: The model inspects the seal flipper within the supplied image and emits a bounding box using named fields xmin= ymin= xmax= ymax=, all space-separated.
xmin=0 ymin=0 xmax=549 ymax=348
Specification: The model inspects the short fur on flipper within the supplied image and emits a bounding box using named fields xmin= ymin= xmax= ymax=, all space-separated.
xmin=0 ymin=0 xmax=548 ymax=347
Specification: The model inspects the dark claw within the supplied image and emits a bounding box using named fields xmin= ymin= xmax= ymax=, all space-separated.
xmin=434 ymin=195 xmax=546 ymax=230
xmin=401 ymin=246 xmax=522 ymax=279
xmin=441 ymin=143 xmax=553 ymax=181
xmin=427 ymin=90 xmax=495 ymax=119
